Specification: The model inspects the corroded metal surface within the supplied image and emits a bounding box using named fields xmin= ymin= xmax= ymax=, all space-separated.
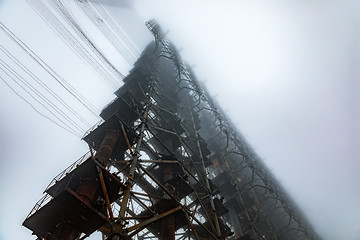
xmin=23 ymin=21 xmax=321 ymax=240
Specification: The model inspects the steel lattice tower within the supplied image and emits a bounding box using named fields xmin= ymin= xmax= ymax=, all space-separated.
xmin=23 ymin=21 xmax=321 ymax=240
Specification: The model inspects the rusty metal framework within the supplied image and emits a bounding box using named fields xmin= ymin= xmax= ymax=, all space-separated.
xmin=23 ymin=21 xmax=321 ymax=240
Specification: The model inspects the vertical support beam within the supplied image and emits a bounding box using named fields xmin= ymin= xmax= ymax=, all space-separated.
xmin=190 ymin=111 xmax=222 ymax=237
xmin=139 ymin=165 xmax=219 ymax=240
xmin=120 ymin=122 xmax=133 ymax=154
xmin=229 ymin=206 xmax=242 ymax=238
xmin=112 ymin=86 xmax=153 ymax=240
xmin=97 ymin=166 xmax=114 ymax=221
xmin=53 ymin=129 xmax=120 ymax=240
xmin=128 ymin=206 xmax=182 ymax=237
xmin=95 ymin=129 xmax=119 ymax=166
xmin=161 ymin=138 xmax=175 ymax=240
xmin=250 ymin=188 xmax=278 ymax=240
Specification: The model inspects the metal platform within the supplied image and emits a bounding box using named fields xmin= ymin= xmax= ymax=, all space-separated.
xmin=23 ymin=21 xmax=321 ymax=240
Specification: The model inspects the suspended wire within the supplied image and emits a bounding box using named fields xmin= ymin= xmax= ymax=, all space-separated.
xmin=0 ymin=0 xmax=143 ymax=136
xmin=77 ymin=1 xmax=135 ymax=64
xmin=0 ymin=58 xmax=86 ymax=135
xmin=39 ymin=0 xmax=123 ymax=89
xmin=0 ymin=76 xmax=81 ymax=137
xmin=0 ymin=43 xmax=92 ymax=128
xmin=76 ymin=0 xmax=138 ymax=64
xmin=24 ymin=0 xmax=119 ymax=90
xmin=50 ymin=0 xmax=123 ymax=84
xmin=0 ymin=21 xmax=100 ymax=117
xmin=0 ymin=66 xmax=82 ymax=138
xmin=92 ymin=0 xmax=141 ymax=54
xmin=32 ymin=0 xmax=118 ymax=89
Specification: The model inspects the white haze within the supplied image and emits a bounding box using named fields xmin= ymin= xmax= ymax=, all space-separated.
xmin=134 ymin=1 xmax=360 ymax=239
xmin=0 ymin=1 xmax=359 ymax=240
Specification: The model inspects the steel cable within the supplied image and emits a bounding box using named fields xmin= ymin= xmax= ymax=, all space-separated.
xmin=0 ymin=59 xmax=86 ymax=134
xmin=0 ymin=67 xmax=82 ymax=137
xmin=0 ymin=21 xmax=100 ymax=117
xmin=0 ymin=44 xmax=92 ymax=128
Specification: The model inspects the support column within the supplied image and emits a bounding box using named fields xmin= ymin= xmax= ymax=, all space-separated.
xmin=112 ymin=88 xmax=153 ymax=240
xmin=161 ymin=137 xmax=176 ymax=240
xmin=190 ymin=111 xmax=222 ymax=237
xmin=77 ymin=129 xmax=119 ymax=205
xmin=229 ymin=206 xmax=242 ymax=238
xmin=95 ymin=129 xmax=120 ymax=166
xmin=55 ymin=222 xmax=79 ymax=240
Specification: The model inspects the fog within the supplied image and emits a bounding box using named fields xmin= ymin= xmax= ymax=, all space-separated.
xmin=0 ymin=0 xmax=359 ymax=240
xmin=134 ymin=1 xmax=360 ymax=239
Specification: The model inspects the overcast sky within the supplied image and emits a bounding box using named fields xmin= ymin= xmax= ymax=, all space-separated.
xmin=0 ymin=1 xmax=359 ymax=240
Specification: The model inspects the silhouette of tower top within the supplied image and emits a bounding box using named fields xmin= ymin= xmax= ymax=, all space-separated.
xmin=23 ymin=20 xmax=321 ymax=240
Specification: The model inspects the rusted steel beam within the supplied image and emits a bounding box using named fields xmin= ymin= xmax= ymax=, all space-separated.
xmin=148 ymin=124 xmax=178 ymax=135
xmin=95 ymin=129 xmax=119 ymax=166
xmin=97 ymin=166 xmax=114 ymax=221
xmin=130 ymin=192 xmax=156 ymax=215
xmin=190 ymin=110 xmax=222 ymax=237
xmin=136 ymin=172 xmax=157 ymax=211
xmin=140 ymin=159 xmax=178 ymax=164
xmin=161 ymin=137 xmax=176 ymax=240
xmin=117 ymin=118 xmax=148 ymax=220
xmin=139 ymin=165 xmax=219 ymax=240
xmin=123 ymin=216 xmax=151 ymax=220
xmin=161 ymin=214 xmax=175 ymax=240
xmin=127 ymin=205 xmax=182 ymax=234
xmin=183 ymin=211 xmax=200 ymax=240
xmin=120 ymin=121 xmax=133 ymax=154
xmin=186 ymin=182 xmax=217 ymax=234
xmin=112 ymin=85 xmax=153 ymax=239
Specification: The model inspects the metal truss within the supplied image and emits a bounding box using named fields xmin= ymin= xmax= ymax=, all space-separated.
xmin=23 ymin=20 xmax=321 ymax=240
